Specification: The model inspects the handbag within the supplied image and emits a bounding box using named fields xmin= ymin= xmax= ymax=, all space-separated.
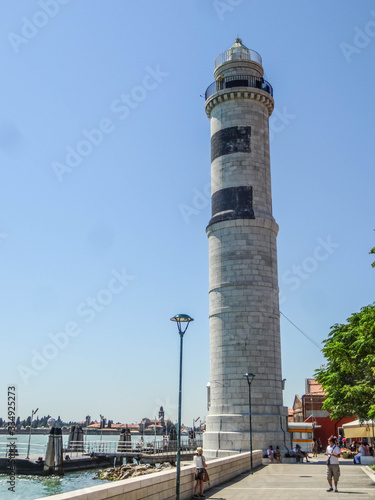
xmin=202 ymin=468 xmax=210 ymax=483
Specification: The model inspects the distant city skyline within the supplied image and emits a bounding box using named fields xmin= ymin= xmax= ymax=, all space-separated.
xmin=1 ymin=0 xmax=374 ymax=426
xmin=0 ymin=411 xmax=202 ymax=432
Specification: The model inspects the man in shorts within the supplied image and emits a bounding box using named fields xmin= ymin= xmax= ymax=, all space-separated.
xmin=325 ymin=436 xmax=341 ymax=493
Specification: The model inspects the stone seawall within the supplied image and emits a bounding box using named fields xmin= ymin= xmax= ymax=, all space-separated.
xmin=36 ymin=450 xmax=262 ymax=500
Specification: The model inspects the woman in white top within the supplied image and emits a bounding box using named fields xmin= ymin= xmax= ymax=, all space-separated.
xmin=267 ymin=445 xmax=274 ymax=462
xmin=193 ymin=447 xmax=207 ymax=498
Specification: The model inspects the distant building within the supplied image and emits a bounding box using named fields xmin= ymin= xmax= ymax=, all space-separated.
xmin=126 ymin=424 xmax=140 ymax=434
xmin=292 ymin=394 xmax=303 ymax=422
xmin=139 ymin=418 xmax=164 ymax=435
xmin=86 ymin=414 xmax=167 ymax=435
xmin=290 ymin=378 xmax=356 ymax=445
xmin=302 ymin=379 xmax=327 ymax=420
xmin=139 ymin=418 xmax=151 ymax=433
xmin=158 ymin=406 xmax=165 ymax=424
xmin=87 ymin=422 xmax=100 ymax=429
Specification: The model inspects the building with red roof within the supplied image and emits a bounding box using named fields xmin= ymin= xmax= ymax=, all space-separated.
xmin=290 ymin=378 xmax=356 ymax=446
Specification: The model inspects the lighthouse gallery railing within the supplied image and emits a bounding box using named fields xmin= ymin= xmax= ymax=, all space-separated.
xmin=205 ymin=74 xmax=273 ymax=101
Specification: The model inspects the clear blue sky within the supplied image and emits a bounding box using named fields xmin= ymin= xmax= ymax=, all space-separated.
xmin=0 ymin=0 xmax=374 ymax=427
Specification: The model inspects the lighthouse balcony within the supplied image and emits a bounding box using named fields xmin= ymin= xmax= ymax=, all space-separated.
xmin=205 ymin=75 xmax=273 ymax=101
xmin=215 ymin=47 xmax=262 ymax=67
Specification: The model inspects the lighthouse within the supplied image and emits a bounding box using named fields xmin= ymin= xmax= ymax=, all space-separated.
xmin=203 ymin=39 xmax=288 ymax=457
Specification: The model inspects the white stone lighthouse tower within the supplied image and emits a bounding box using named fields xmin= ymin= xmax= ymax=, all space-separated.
xmin=203 ymin=39 xmax=288 ymax=458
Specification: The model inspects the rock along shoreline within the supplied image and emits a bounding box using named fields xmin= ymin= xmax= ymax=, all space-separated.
xmin=94 ymin=462 xmax=175 ymax=481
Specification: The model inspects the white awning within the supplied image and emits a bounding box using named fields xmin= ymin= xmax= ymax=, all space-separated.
xmin=342 ymin=420 xmax=375 ymax=439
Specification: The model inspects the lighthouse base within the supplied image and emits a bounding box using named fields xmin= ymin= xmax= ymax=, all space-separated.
xmin=203 ymin=409 xmax=289 ymax=459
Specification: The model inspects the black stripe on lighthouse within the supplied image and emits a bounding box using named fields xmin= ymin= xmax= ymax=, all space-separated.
xmin=211 ymin=126 xmax=251 ymax=162
xmin=208 ymin=186 xmax=255 ymax=226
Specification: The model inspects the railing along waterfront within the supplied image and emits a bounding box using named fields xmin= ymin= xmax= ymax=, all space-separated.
xmin=68 ymin=437 xmax=203 ymax=455
xmin=0 ymin=441 xmax=46 ymax=458
xmin=205 ymin=74 xmax=273 ymax=100
xmin=215 ymin=48 xmax=262 ymax=67
xmin=0 ymin=435 xmax=203 ymax=458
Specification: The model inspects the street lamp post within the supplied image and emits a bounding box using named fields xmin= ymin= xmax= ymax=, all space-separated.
xmin=193 ymin=416 xmax=200 ymax=438
xmin=99 ymin=414 xmax=104 ymax=452
xmin=170 ymin=313 xmax=194 ymax=500
xmin=154 ymin=416 xmax=157 ymax=451
xmin=26 ymin=408 xmax=39 ymax=459
xmin=192 ymin=416 xmax=200 ymax=449
xmin=244 ymin=372 xmax=255 ymax=474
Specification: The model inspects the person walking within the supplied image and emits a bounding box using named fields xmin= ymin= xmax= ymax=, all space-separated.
xmin=312 ymin=438 xmax=318 ymax=457
xmin=193 ymin=447 xmax=207 ymax=498
xmin=325 ymin=436 xmax=341 ymax=493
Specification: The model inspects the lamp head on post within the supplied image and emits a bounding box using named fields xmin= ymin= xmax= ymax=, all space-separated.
xmin=244 ymin=372 xmax=255 ymax=385
xmin=170 ymin=314 xmax=194 ymax=335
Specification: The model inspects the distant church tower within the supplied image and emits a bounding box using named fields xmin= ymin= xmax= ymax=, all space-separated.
xmin=203 ymin=39 xmax=287 ymax=457
xmin=158 ymin=406 xmax=165 ymax=424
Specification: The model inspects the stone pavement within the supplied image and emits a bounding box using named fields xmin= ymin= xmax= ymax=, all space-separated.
xmin=204 ymin=459 xmax=375 ymax=499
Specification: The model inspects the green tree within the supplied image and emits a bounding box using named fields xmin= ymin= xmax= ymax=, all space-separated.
xmin=315 ymin=303 xmax=375 ymax=421
xmin=369 ymin=229 xmax=375 ymax=268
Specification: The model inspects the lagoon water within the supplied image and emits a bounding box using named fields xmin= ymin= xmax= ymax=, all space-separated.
xmin=0 ymin=469 xmax=109 ymax=500
xmin=0 ymin=433 xmax=158 ymax=500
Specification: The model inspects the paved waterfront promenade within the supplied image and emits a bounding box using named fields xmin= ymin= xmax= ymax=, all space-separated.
xmin=204 ymin=459 xmax=375 ymax=499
